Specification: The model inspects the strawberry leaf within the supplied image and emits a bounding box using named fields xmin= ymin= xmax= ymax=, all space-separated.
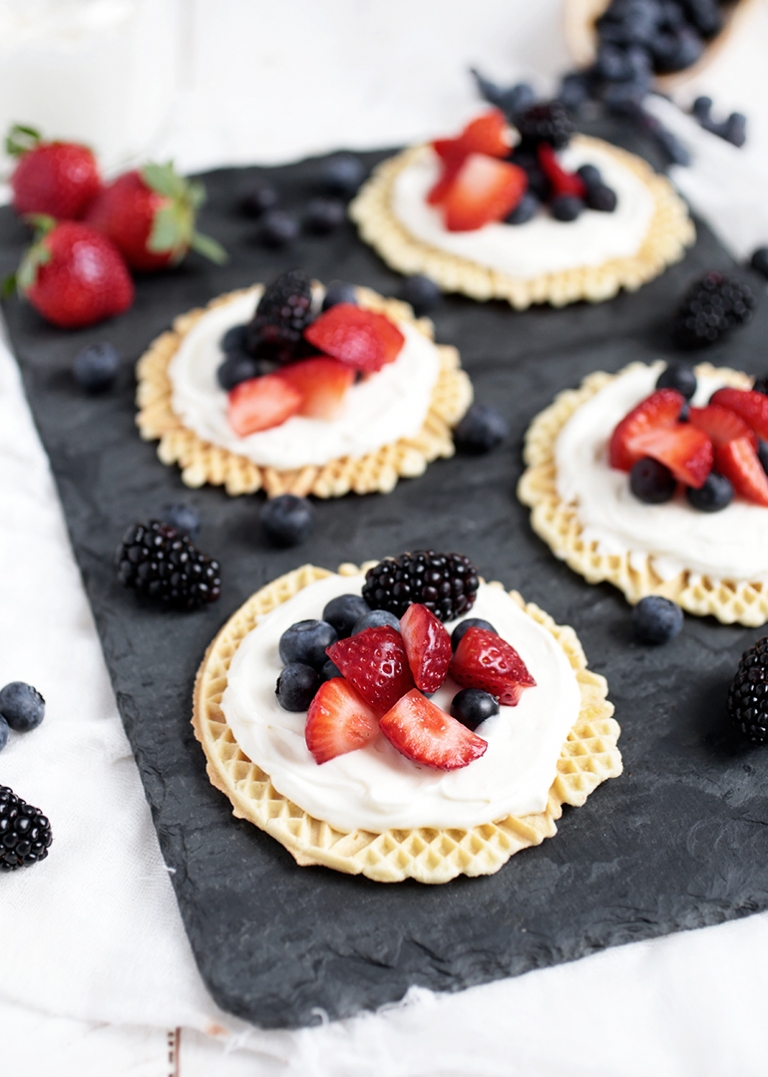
xmin=141 ymin=162 xmax=186 ymax=200
xmin=186 ymin=179 xmax=207 ymax=210
xmin=6 ymin=124 xmax=41 ymax=157
xmin=147 ymin=204 xmax=186 ymax=255
xmin=190 ymin=230 xmax=228 ymax=264
xmin=1 ymin=273 xmax=17 ymax=299
xmin=17 ymin=238 xmax=52 ymax=294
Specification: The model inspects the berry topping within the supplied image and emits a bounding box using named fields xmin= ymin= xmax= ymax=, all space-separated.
xmin=320 ymin=153 xmax=365 ymax=197
xmin=7 ymin=124 xmax=101 ymax=220
xmin=73 ymin=341 xmax=120 ymax=393
xmin=551 ymin=195 xmax=584 ymax=222
xmin=304 ymin=303 xmax=404 ymax=373
xmin=686 ymin=472 xmax=734 ymax=512
xmin=433 ymin=109 xmax=512 ymax=164
xmin=609 ymin=388 xmax=686 ymax=471
xmin=0 ymin=682 xmax=45 ymax=733
xmin=322 ymin=280 xmax=357 ymax=310
xmin=453 ymin=404 xmax=508 ymax=455
xmin=516 ymin=101 xmax=576 ymax=149
xmin=326 ymin=626 xmax=415 ymax=714
xmin=655 ymin=363 xmax=697 ymax=400
xmin=246 ymin=270 xmax=314 ymax=363
xmin=304 ymin=197 xmax=346 ymax=234
xmin=260 ymin=209 xmax=300 ymax=248
xmin=751 ymin=247 xmax=768 ymax=281
xmin=227 ymin=374 xmax=303 ymax=436
xmin=305 ymin=678 xmax=380 ymax=764
xmin=161 ymin=503 xmax=200 ymax=539
xmin=536 ymin=144 xmax=587 ymax=200
xmin=629 ymin=457 xmax=676 ymax=503
xmin=276 ymin=663 xmax=321 ymax=712
xmin=352 ymin=610 xmax=402 ymax=635
xmin=576 ymin=164 xmax=602 ymax=189
xmin=451 ymin=617 xmax=497 ymax=652
xmin=221 ymin=323 xmax=249 ymax=353
xmin=0 ymin=785 xmax=52 ymax=871
xmin=399 ymin=274 xmax=441 ymax=316
xmin=753 ymin=376 xmax=768 ymax=397
xmin=279 ymin=620 xmax=338 ymax=671
xmin=585 ymin=184 xmax=618 ymax=213
xmin=714 ymin=437 xmax=768 ymax=508
xmin=627 ymin=424 xmax=713 ymax=488
xmin=450 ymin=627 xmax=536 ymax=706
xmin=671 ymin=273 xmax=755 ymax=349
xmin=322 ymin=594 xmax=370 ymax=639
xmin=450 ymin=688 xmax=499 ymax=731
xmin=440 ymin=154 xmax=527 ymax=232
xmin=709 ymin=388 xmax=768 ymax=442
xmin=322 ymin=658 xmax=342 ymax=681
xmin=116 ymin=521 xmax=221 ymax=609
xmin=239 ymin=183 xmax=278 ymax=218
xmin=260 ymin=494 xmax=315 ymax=547
xmin=379 ymin=689 xmax=487 ymax=771
xmin=505 ymin=191 xmax=540 ymax=225
xmin=728 ymin=637 xmax=768 ymax=743
xmin=632 ymin=596 xmax=684 ymax=645
xmin=399 ymin=603 xmax=452 ymax=694
xmin=362 ymin=551 xmax=479 ymax=622
xmin=216 ymin=353 xmax=267 ymax=392
xmin=687 ymin=403 xmax=758 ymax=449
xmin=276 ymin=357 xmax=354 ymax=420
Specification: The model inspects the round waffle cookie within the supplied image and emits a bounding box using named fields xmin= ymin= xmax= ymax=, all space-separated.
xmin=518 ymin=361 xmax=768 ymax=627
xmin=136 ymin=286 xmax=472 ymax=498
xmin=350 ymin=134 xmax=694 ymax=310
xmin=192 ymin=563 xmax=622 ymax=885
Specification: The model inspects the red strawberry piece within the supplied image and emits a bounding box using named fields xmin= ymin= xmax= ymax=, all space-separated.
xmin=432 ymin=109 xmax=511 ymax=167
xmin=227 ymin=374 xmax=303 ymax=436
xmin=688 ymin=404 xmax=758 ymax=450
xmin=15 ymin=219 xmax=133 ymax=329
xmin=399 ymin=603 xmax=452 ymax=693
xmin=85 ymin=163 xmax=226 ymax=272
xmin=536 ymin=144 xmax=587 ymax=200
xmin=326 ymin=626 xmax=415 ymax=714
xmin=450 ymin=627 xmax=536 ymax=706
xmin=441 ymin=154 xmax=527 ymax=232
xmin=305 ymin=678 xmax=380 ymax=764
xmin=7 ymin=124 xmax=101 ymax=220
xmin=710 ymin=388 xmax=768 ymax=442
xmin=715 ymin=437 xmax=768 ymax=507
xmin=303 ymin=303 xmax=405 ymax=374
xmin=427 ymin=158 xmax=463 ymax=206
xmin=629 ymin=424 xmax=713 ymax=488
xmin=379 ymin=689 xmax=487 ymax=770
xmin=276 ymin=357 xmax=355 ymax=420
xmin=609 ymin=388 xmax=685 ymax=471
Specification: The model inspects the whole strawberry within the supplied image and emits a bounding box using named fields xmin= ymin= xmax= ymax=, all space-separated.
xmin=12 ymin=217 xmax=134 ymax=329
xmin=85 ymin=163 xmax=226 ymax=271
xmin=7 ymin=124 xmax=101 ymax=220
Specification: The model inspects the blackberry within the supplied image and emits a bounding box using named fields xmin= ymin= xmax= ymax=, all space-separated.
xmin=671 ymin=272 xmax=756 ymax=349
xmin=728 ymin=637 xmax=768 ymax=743
xmin=516 ymin=101 xmax=575 ymax=149
xmin=362 ymin=551 xmax=479 ymax=622
xmin=116 ymin=521 xmax=221 ymax=610
xmin=0 ymin=785 xmax=52 ymax=871
xmin=246 ymin=270 xmax=314 ymax=362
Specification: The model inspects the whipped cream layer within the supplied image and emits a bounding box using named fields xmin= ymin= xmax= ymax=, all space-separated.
xmin=168 ymin=288 xmax=440 ymax=469
xmin=222 ymin=574 xmax=582 ymax=833
xmin=391 ymin=142 xmax=656 ymax=279
xmin=556 ymin=362 xmax=768 ymax=583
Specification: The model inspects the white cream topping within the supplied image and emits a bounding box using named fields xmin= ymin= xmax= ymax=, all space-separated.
xmin=391 ymin=142 xmax=656 ymax=279
xmin=168 ymin=288 xmax=440 ymax=469
xmin=555 ymin=362 xmax=768 ymax=583
xmin=221 ymin=575 xmax=582 ymax=833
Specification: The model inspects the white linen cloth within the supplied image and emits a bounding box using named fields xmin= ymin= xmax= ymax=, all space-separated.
xmin=3 ymin=1 xmax=768 ymax=1073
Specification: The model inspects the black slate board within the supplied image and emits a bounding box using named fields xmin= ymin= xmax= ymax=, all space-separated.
xmin=3 ymin=128 xmax=768 ymax=1030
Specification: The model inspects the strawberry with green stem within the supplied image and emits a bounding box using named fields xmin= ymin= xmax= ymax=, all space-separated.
xmin=7 ymin=124 xmax=101 ymax=220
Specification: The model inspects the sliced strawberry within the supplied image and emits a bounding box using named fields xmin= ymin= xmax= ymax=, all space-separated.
xmin=450 ymin=627 xmax=536 ymax=707
xmin=275 ymin=357 xmax=354 ymax=420
xmin=379 ymin=689 xmax=487 ymax=770
xmin=303 ymin=303 xmax=404 ymax=374
xmin=441 ymin=154 xmax=527 ymax=232
xmin=609 ymin=389 xmax=685 ymax=471
xmin=688 ymin=404 xmax=758 ymax=450
xmin=427 ymin=158 xmax=463 ymax=206
xmin=715 ymin=437 xmax=768 ymax=507
xmin=305 ymin=678 xmax=380 ymax=764
xmin=432 ymin=109 xmax=511 ymax=164
xmin=536 ymin=143 xmax=587 ymax=200
xmin=630 ymin=424 xmax=713 ymax=488
xmin=399 ymin=603 xmax=452 ymax=693
xmin=326 ymin=626 xmax=415 ymax=714
xmin=227 ymin=374 xmax=303 ymax=436
xmin=710 ymin=388 xmax=768 ymax=442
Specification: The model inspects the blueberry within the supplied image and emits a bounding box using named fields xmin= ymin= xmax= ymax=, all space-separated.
xmin=685 ymin=0 xmax=721 ymax=38
xmin=692 ymin=96 xmax=712 ymax=119
xmin=279 ymin=620 xmax=338 ymax=670
xmin=320 ymin=153 xmax=365 ymax=197
xmin=240 ymin=184 xmax=278 ymax=218
xmin=161 ymin=502 xmax=200 ymax=539
xmin=586 ymin=184 xmax=618 ymax=212
xmin=275 ymin=663 xmax=321 ymax=711
xmin=754 ymin=379 xmax=768 ymax=399
xmin=220 ymin=323 xmax=249 ymax=353
xmin=656 ymin=26 xmax=704 ymax=73
xmin=656 ymin=362 xmax=697 ymax=399
xmin=450 ymin=688 xmax=499 ymax=731
xmin=451 ymin=618 xmax=497 ymax=652
xmin=596 ymin=43 xmax=633 ymax=82
xmin=322 ymin=658 xmax=342 ymax=681
xmin=630 ymin=457 xmax=677 ymax=503
xmin=352 ymin=610 xmax=401 ymax=635
xmin=260 ymin=494 xmax=315 ymax=547
xmin=73 ymin=342 xmax=120 ymax=393
xmin=322 ymin=280 xmax=357 ymax=310
xmin=399 ymin=274 xmax=441 ymax=316
xmin=557 ymin=72 xmax=593 ymax=113
xmin=724 ymin=113 xmax=747 ymax=149
xmin=322 ymin=594 xmax=370 ymax=638
xmin=686 ymin=472 xmax=733 ymax=512
xmin=551 ymin=195 xmax=583 ymax=222
xmin=0 ymin=715 xmax=8 ymax=752
xmin=304 ymin=197 xmax=346 ymax=235
xmin=576 ymin=164 xmax=602 ymax=191
xmin=757 ymin=440 xmax=768 ymax=473
xmin=632 ymin=595 xmax=684 ymax=644
xmin=260 ymin=209 xmax=300 ymax=248
xmin=453 ymin=404 xmax=508 ymax=455
xmin=0 ymin=682 xmax=45 ymax=732
xmin=505 ymin=192 xmax=539 ymax=225
xmin=216 ymin=352 xmax=262 ymax=391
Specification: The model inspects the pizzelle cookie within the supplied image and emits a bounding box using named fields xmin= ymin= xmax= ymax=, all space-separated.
xmin=192 ymin=562 xmax=621 ymax=885
xmin=518 ymin=361 xmax=768 ymax=626
xmin=136 ymin=283 xmax=472 ymax=498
